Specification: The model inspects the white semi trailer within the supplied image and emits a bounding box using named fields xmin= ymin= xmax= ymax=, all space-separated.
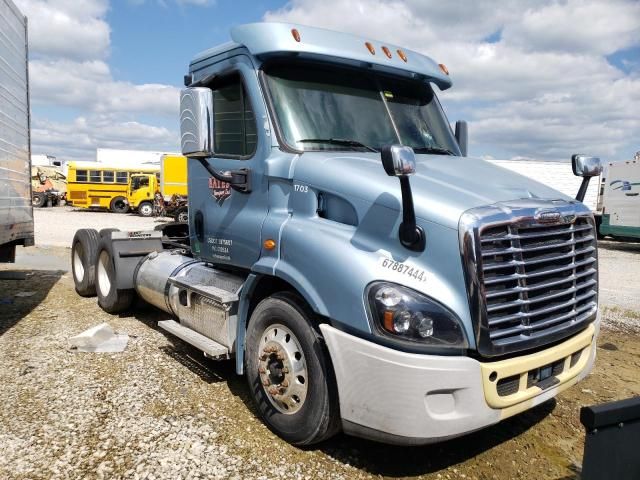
xmin=0 ymin=0 xmax=33 ymax=262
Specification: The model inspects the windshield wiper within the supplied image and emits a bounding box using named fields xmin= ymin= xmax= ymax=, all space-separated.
xmin=298 ymin=138 xmax=378 ymax=153
xmin=412 ymin=146 xmax=456 ymax=156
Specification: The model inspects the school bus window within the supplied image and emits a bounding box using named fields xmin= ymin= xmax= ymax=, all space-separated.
xmin=76 ymin=170 xmax=88 ymax=182
xmin=116 ymin=172 xmax=128 ymax=184
xmin=90 ymin=170 xmax=101 ymax=182
xmin=103 ymin=171 xmax=115 ymax=182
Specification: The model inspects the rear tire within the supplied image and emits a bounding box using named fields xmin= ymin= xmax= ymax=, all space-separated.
xmin=95 ymin=237 xmax=135 ymax=314
xmin=32 ymin=192 xmax=46 ymax=208
xmin=71 ymin=229 xmax=100 ymax=297
xmin=245 ymin=292 xmax=340 ymax=445
xmin=174 ymin=207 xmax=188 ymax=223
xmin=110 ymin=196 xmax=129 ymax=214
xmin=138 ymin=201 xmax=153 ymax=217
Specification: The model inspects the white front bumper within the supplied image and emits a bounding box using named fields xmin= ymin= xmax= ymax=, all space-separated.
xmin=320 ymin=320 xmax=598 ymax=445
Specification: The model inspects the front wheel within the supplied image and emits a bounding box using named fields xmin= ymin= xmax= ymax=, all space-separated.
xmin=138 ymin=201 xmax=153 ymax=217
xmin=245 ymin=292 xmax=340 ymax=445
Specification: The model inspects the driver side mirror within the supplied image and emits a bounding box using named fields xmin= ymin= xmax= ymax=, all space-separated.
xmin=381 ymin=145 xmax=416 ymax=177
xmin=180 ymin=87 xmax=214 ymax=157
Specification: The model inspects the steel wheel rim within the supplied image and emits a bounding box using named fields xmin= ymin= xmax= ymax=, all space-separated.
xmin=73 ymin=244 xmax=84 ymax=281
xmin=97 ymin=250 xmax=111 ymax=297
xmin=140 ymin=204 xmax=152 ymax=216
xmin=257 ymin=324 xmax=308 ymax=415
xmin=178 ymin=211 xmax=188 ymax=223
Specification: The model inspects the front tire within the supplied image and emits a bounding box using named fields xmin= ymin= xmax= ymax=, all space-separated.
xmin=245 ymin=292 xmax=340 ymax=445
xmin=138 ymin=201 xmax=153 ymax=217
xmin=71 ymin=229 xmax=100 ymax=297
xmin=96 ymin=236 xmax=135 ymax=313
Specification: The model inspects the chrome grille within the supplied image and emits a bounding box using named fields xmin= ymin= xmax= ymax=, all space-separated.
xmin=460 ymin=201 xmax=598 ymax=357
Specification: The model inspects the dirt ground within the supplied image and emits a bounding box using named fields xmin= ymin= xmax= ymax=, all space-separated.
xmin=0 ymin=239 xmax=639 ymax=479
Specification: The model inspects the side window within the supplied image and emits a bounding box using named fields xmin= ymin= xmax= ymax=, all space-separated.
xmin=212 ymin=75 xmax=257 ymax=157
xmin=103 ymin=171 xmax=114 ymax=182
xmin=90 ymin=170 xmax=101 ymax=182
xmin=76 ymin=170 xmax=87 ymax=182
xmin=116 ymin=171 xmax=128 ymax=184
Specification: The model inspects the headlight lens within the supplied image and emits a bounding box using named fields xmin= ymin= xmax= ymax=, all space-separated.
xmin=368 ymin=282 xmax=468 ymax=349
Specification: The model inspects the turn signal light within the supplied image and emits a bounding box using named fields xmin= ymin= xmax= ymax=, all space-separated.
xmin=438 ymin=63 xmax=449 ymax=75
xmin=291 ymin=28 xmax=301 ymax=42
xmin=397 ymin=49 xmax=408 ymax=62
xmin=365 ymin=42 xmax=376 ymax=55
xmin=263 ymin=239 xmax=276 ymax=250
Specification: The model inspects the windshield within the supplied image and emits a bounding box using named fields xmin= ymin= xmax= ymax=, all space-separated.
xmin=264 ymin=64 xmax=460 ymax=155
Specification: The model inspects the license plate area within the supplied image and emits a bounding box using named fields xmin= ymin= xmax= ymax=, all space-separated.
xmin=527 ymin=360 xmax=564 ymax=390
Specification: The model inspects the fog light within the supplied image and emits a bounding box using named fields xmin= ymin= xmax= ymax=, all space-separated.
xmin=394 ymin=310 xmax=411 ymax=333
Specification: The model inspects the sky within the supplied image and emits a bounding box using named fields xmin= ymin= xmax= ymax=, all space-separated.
xmin=13 ymin=0 xmax=640 ymax=162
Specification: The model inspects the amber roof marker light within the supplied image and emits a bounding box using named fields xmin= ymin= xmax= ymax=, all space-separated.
xmin=382 ymin=46 xmax=392 ymax=59
xmin=438 ymin=63 xmax=449 ymax=75
xmin=397 ymin=49 xmax=408 ymax=62
xmin=291 ymin=28 xmax=301 ymax=42
xmin=365 ymin=42 xmax=376 ymax=55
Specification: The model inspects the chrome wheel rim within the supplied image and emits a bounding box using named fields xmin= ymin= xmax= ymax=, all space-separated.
xmin=140 ymin=204 xmax=152 ymax=216
xmin=97 ymin=250 xmax=111 ymax=297
xmin=257 ymin=324 xmax=308 ymax=414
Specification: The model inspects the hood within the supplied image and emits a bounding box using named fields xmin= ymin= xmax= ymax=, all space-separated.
xmin=291 ymin=152 xmax=576 ymax=229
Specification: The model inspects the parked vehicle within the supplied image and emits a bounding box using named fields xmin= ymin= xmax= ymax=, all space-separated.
xmin=71 ymin=23 xmax=602 ymax=446
xmin=596 ymin=158 xmax=639 ymax=240
xmin=128 ymin=154 xmax=187 ymax=218
xmin=0 ymin=0 xmax=33 ymax=262
xmin=490 ymin=157 xmax=639 ymax=240
xmin=31 ymin=165 xmax=66 ymax=207
xmin=66 ymin=161 xmax=159 ymax=213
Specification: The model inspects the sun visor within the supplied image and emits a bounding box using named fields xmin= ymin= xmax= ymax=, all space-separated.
xmin=231 ymin=23 xmax=452 ymax=90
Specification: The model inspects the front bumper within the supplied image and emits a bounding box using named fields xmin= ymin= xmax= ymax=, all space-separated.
xmin=320 ymin=315 xmax=599 ymax=445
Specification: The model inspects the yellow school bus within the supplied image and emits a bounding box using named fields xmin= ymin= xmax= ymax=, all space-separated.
xmin=66 ymin=161 xmax=160 ymax=213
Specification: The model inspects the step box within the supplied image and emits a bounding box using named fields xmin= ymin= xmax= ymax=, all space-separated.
xmin=167 ymin=264 xmax=245 ymax=352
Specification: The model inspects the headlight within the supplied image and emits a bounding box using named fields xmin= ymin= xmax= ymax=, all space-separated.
xmin=367 ymin=282 xmax=468 ymax=350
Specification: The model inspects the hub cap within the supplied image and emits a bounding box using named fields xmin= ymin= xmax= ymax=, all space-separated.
xmin=257 ymin=324 xmax=308 ymax=414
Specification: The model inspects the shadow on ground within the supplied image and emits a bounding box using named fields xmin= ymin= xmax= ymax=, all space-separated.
xmin=0 ymin=269 xmax=65 ymax=336
xmin=598 ymin=239 xmax=640 ymax=253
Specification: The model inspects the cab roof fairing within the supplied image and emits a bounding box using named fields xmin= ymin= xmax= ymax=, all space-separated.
xmin=188 ymin=22 xmax=452 ymax=91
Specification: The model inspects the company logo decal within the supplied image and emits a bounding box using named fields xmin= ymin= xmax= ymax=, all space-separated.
xmin=534 ymin=209 xmax=562 ymax=224
xmin=610 ymin=180 xmax=640 ymax=197
xmin=209 ymin=177 xmax=231 ymax=203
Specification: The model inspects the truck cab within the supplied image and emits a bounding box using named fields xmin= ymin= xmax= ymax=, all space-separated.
xmin=72 ymin=22 xmax=602 ymax=446
xmin=127 ymin=173 xmax=158 ymax=216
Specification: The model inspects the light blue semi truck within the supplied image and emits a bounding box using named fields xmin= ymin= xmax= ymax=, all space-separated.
xmin=71 ymin=23 xmax=603 ymax=445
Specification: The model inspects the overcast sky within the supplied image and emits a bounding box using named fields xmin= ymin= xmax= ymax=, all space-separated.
xmin=13 ymin=0 xmax=640 ymax=162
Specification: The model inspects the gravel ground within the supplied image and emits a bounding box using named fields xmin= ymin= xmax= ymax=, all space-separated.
xmin=33 ymin=206 xmax=170 ymax=247
xmin=0 ymin=208 xmax=639 ymax=480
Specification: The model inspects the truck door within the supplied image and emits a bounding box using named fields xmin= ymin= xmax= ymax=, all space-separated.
xmin=188 ymin=58 xmax=268 ymax=269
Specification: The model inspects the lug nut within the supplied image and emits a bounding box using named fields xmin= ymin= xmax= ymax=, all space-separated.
xmin=281 ymin=380 xmax=289 ymax=388
xmin=258 ymin=366 xmax=266 ymax=374
xmin=268 ymin=386 xmax=279 ymax=395
xmin=262 ymin=379 xmax=270 ymax=386
xmin=276 ymin=353 xmax=285 ymax=360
